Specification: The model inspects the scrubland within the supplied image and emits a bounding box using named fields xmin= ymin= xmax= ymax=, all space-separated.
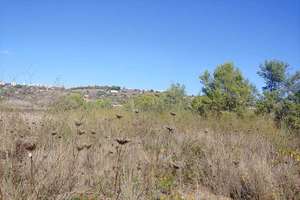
xmin=0 ymin=106 xmax=299 ymax=200
xmin=0 ymin=60 xmax=299 ymax=199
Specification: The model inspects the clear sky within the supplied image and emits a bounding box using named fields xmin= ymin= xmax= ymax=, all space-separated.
xmin=1 ymin=0 xmax=299 ymax=94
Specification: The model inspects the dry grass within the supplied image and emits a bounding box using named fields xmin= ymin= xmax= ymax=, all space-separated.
xmin=0 ymin=108 xmax=299 ymax=200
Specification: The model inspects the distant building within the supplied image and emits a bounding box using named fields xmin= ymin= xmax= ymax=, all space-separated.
xmin=0 ymin=81 xmax=5 ymax=86
xmin=112 ymin=104 xmax=123 ymax=108
xmin=110 ymin=90 xmax=119 ymax=94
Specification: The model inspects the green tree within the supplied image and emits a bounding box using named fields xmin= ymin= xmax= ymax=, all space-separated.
xmin=196 ymin=62 xmax=254 ymax=114
xmin=163 ymin=83 xmax=187 ymax=109
xmin=257 ymin=59 xmax=300 ymax=133
xmin=257 ymin=60 xmax=288 ymax=92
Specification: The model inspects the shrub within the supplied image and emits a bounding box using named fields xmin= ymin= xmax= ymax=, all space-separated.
xmin=191 ymin=96 xmax=211 ymax=116
xmin=84 ymin=99 xmax=112 ymax=110
xmin=275 ymin=99 xmax=300 ymax=132
xmin=51 ymin=93 xmax=84 ymax=111
xmin=255 ymin=91 xmax=280 ymax=115
xmin=128 ymin=83 xmax=189 ymax=112
xmin=130 ymin=93 xmax=164 ymax=112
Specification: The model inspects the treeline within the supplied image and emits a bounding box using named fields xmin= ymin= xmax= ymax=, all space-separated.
xmin=53 ymin=59 xmax=299 ymax=133
xmin=130 ymin=60 xmax=299 ymax=133
xmin=191 ymin=60 xmax=299 ymax=133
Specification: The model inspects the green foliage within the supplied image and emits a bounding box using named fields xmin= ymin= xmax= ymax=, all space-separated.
xmin=162 ymin=83 xmax=189 ymax=111
xmin=258 ymin=60 xmax=288 ymax=92
xmin=157 ymin=175 xmax=175 ymax=194
xmin=52 ymin=93 xmax=112 ymax=112
xmin=256 ymin=60 xmax=300 ymax=133
xmin=110 ymin=85 xmax=121 ymax=91
xmin=275 ymin=98 xmax=300 ymax=132
xmin=129 ymin=83 xmax=189 ymax=112
xmin=130 ymin=93 xmax=164 ymax=112
xmin=195 ymin=62 xmax=254 ymax=114
xmin=84 ymin=99 xmax=112 ymax=110
xmin=191 ymin=96 xmax=211 ymax=116
xmin=255 ymin=91 xmax=280 ymax=115
xmin=54 ymin=93 xmax=85 ymax=111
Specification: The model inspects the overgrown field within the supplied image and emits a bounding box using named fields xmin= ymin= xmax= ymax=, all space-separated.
xmin=0 ymin=107 xmax=299 ymax=200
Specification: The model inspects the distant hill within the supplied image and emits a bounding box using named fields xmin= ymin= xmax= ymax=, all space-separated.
xmin=0 ymin=83 xmax=161 ymax=110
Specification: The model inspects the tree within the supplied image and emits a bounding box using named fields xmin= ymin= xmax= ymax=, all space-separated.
xmin=257 ymin=59 xmax=300 ymax=133
xmin=196 ymin=62 xmax=254 ymax=114
xmin=257 ymin=60 xmax=288 ymax=92
xmin=163 ymin=83 xmax=186 ymax=108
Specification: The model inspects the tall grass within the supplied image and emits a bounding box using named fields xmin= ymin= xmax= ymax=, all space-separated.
xmin=0 ymin=106 xmax=299 ymax=199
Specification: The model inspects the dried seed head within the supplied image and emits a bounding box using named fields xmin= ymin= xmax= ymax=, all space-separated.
xmin=115 ymin=138 xmax=130 ymax=145
xmin=108 ymin=151 xmax=114 ymax=154
xmin=84 ymin=143 xmax=92 ymax=149
xmin=233 ymin=161 xmax=239 ymax=166
xmin=170 ymin=112 xmax=176 ymax=117
xmin=77 ymin=129 xmax=85 ymax=135
xmin=24 ymin=143 xmax=36 ymax=151
xmin=75 ymin=121 xmax=82 ymax=127
xmin=77 ymin=145 xmax=85 ymax=151
xmin=116 ymin=114 xmax=123 ymax=119
xmin=28 ymin=152 xmax=32 ymax=158
xmin=90 ymin=130 xmax=96 ymax=135
xmin=170 ymin=162 xmax=180 ymax=170
xmin=0 ymin=151 xmax=8 ymax=160
xmin=51 ymin=131 xmax=57 ymax=136
xmin=165 ymin=126 xmax=175 ymax=133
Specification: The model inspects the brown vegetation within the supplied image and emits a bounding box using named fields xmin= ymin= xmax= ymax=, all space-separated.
xmin=0 ymin=108 xmax=299 ymax=200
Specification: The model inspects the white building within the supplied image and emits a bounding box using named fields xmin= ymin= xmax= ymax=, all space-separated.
xmin=110 ymin=90 xmax=119 ymax=94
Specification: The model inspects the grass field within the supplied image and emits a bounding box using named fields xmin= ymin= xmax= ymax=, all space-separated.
xmin=0 ymin=106 xmax=299 ymax=200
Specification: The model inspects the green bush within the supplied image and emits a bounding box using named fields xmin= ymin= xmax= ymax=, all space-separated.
xmin=275 ymin=98 xmax=300 ymax=132
xmin=130 ymin=93 xmax=164 ymax=112
xmin=128 ymin=83 xmax=189 ymax=112
xmin=191 ymin=96 xmax=212 ymax=116
xmin=255 ymin=91 xmax=280 ymax=115
xmin=84 ymin=99 xmax=112 ymax=110
xmin=52 ymin=93 xmax=84 ymax=111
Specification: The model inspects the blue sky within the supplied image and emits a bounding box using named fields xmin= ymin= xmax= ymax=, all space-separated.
xmin=1 ymin=0 xmax=299 ymax=94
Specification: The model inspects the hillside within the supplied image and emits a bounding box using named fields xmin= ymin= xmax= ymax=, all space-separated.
xmin=0 ymin=82 xmax=299 ymax=200
xmin=0 ymin=83 xmax=160 ymax=110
